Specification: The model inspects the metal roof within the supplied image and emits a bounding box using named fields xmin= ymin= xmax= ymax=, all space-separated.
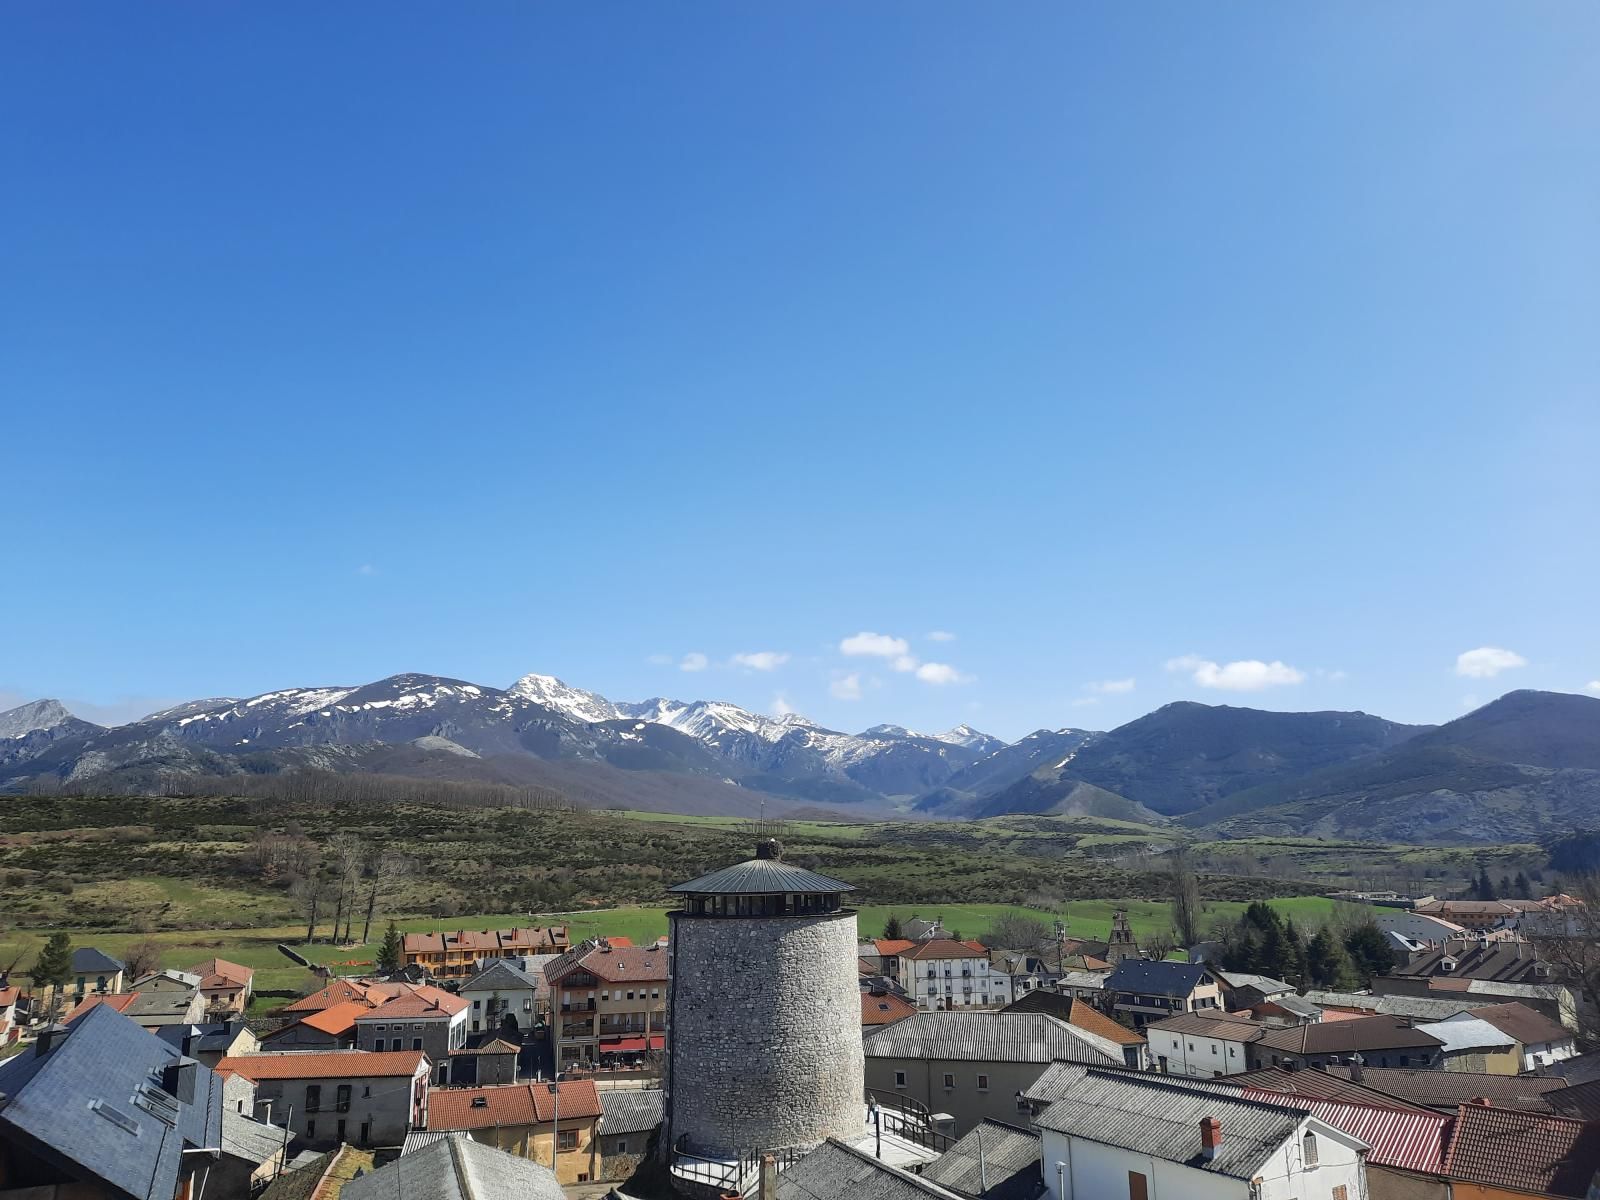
xmin=777 ymin=1138 xmax=965 ymax=1200
xmin=1236 ymin=1087 xmax=1448 ymax=1174
xmin=344 ymin=1136 xmax=565 ymax=1200
xmin=669 ymin=856 xmax=856 ymax=895
xmin=1302 ymin=989 xmax=1486 ymax=1022
xmin=862 ymin=1012 xmax=1120 ymax=1067
xmin=921 ymin=1120 xmax=1042 ymax=1200
xmin=600 ymin=1087 xmax=664 ymax=1135
xmin=1032 ymin=1070 xmax=1319 ymax=1179
xmin=1417 ymin=1017 xmax=1515 ymax=1055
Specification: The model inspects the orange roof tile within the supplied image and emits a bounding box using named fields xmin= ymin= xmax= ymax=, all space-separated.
xmin=187 ymin=958 xmax=254 ymax=988
xmin=874 ymin=939 xmax=915 ymax=955
xmin=297 ymin=1000 xmax=371 ymax=1036
xmin=862 ymin=992 xmax=919 ymax=1026
xmin=281 ymin=979 xmax=375 ymax=1014
xmin=428 ymin=1079 xmax=601 ymax=1130
xmin=900 ymin=939 xmax=988 ymax=961
xmin=215 ymin=1050 xmax=426 ymax=1080
xmin=1068 ymin=998 xmax=1145 ymax=1047
xmin=66 ymin=993 xmax=139 ymax=1020
xmin=0 ymin=986 xmax=21 ymax=1007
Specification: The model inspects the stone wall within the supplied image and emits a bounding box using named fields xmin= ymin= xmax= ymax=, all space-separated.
xmin=665 ymin=909 xmax=864 ymax=1156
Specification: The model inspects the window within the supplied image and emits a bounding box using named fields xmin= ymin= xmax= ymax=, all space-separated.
xmin=473 ymin=999 xmax=481 ymax=1009
xmin=336 ymin=1084 xmax=351 ymax=1113
xmin=305 ymin=1085 xmax=322 ymax=1113
xmin=337 ymin=1119 xmax=346 ymax=1142
xmin=942 ymin=1073 xmax=955 ymax=1089
xmin=359 ymin=1120 xmax=370 ymax=1144
xmin=1302 ymin=1131 xmax=1319 ymax=1166
xmin=559 ymin=1130 xmax=578 ymax=1150
xmin=894 ymin=1071 xmax=907 ymax=1088
xmin=616 ymin=1139 xmax=629 ymax=1154
xmin=413 ymin=1038 xmax=423 ymax=1050
xmin=976 ymin=1074 xmax=989 ymax=1091
xmin=1127 ymin=1170 xmax=1148 ymax=1200
xmin=1228 ymin=1046 xmax=1236 ymax=1058
xmin=374 ymin=1039 xmax=385 ymax=1052
xmin=306 ymin=1119 xmax=315 ymax=1139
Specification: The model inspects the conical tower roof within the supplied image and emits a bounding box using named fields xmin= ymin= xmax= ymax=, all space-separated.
xmin=668 ymin=839 xmax=856 ymax=896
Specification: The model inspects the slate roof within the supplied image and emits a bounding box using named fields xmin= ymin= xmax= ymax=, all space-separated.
xmin=1032 ymin=1070 xmax=1316 ymax=1179
xmin=1302 ymin=989 xmax=1485 ymax=1022
xmin=1253 ymin=1014 xmax=1442 ymax=1056
xmin=215 ymin=1049 xmax=427 ymax=1080
xmin=1000 ymin=990 xmax=1073 ymax=1020
xmin=669 ymin=856 xmax=856 ymax=895
xmin=862 ymin=1012 xmax=1120 ymax=1067
xmin=1550 ymin=1051 xmax=1600 ymax=1086
xmin=428 ymin=1079 xmax=603 ymax=1130
xmin=1217 ymin=972 xmax=1293 ymax=995
xmin=600 ymin=1087 xmax=664 ymax=1136
xmin=461 ymin=960 xmax=541 ymax=994
xmin=0 ymin=1003 xmax=224 ymax=1200
xmin=1322 ymin=1065 xmax=1568 ymax=1113
xmin=1103 ymin=959 xmax=1212 ymax=998
xmin=345 ymin=1136 xmax=565 ymax=1200
xmin=1254 ymin=994 xmax=1321 ymax=1020
xmin=1392 ymin=943 xmax=1548 ymax=983
xmin=1547 ymin=1079 xmax=1600 ymax=1122
xmin=921 ymin=1120 xmax=1042 ymax=1200
xmin=70 ymin=946 xmax=125 ymax=973
xmin=222 ymin=1106 xmax=287 ymax=1165
xmin=777 ymin=1137 xmax=964 ymax=1200
xmin=156 ymin=1020 xmax=252 ymax=1056
xmin=1442 ymin=1103 xmax=1600 ymax=1198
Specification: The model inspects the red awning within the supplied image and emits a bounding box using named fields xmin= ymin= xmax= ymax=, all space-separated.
xmin=598 ymin=1035 xmax=664 ymax=1053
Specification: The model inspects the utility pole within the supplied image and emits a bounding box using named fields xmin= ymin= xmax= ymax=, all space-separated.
xmin=548 ymin=1080 xmax=561 ymax=1178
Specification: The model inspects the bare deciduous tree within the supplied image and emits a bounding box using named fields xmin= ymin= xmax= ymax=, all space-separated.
xmin=1168 ymin=850 xmax=1203 ymax=949
xmin=1528 ymin=872 xmax=1600 ymax=1048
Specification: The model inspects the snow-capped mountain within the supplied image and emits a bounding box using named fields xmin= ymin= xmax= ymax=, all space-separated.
xmin=0 ymin=671 xmax=1033 ymax=814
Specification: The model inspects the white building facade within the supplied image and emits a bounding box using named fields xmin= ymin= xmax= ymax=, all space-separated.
xmin=1145 ymin=1013 xmax=1259 ymax=1079
xmin=896 ymin=940 xmax=997 ymax=1010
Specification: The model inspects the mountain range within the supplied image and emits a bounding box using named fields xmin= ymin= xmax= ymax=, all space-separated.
xmin=2 ymin=673 xmax=1597 ymax=843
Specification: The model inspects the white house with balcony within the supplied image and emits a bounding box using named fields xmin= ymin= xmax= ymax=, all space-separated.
xmin=1036 ymin=1070 xmax=1368 ymax=1200
xmin=895 ymin=939 xmax=996 ymax=1009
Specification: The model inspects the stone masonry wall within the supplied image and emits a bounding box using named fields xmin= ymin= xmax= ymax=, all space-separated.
xmin=666 ymin=909 xmax=864 ymax=1157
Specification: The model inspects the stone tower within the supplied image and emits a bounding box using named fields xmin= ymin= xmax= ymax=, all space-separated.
xmin=663 ymin=839 xmax=864 ymax=1159
xmin=1106 ymin=907 xmax=1140 ymax=964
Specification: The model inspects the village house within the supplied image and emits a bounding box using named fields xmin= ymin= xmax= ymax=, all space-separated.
xmin=68 ymin=947 xmax=126 ymax=1003
xmin=186 ymin=957 xmax=255 ymax=1018
xmin=459 ymin=959 xmax=541 ymax=1036
xmin=343 ymin=1136 xmax=564 ymax=1200
xmin=402 ymin=925 xmax=569 ymax=980
xmin=1035 ymin=1069 xmax=1369 ymax=1200
xmin=1102 ymin=959 xmax=1222 ymax=1029
xmin=446 ymin=1036 xmax=520 ymax=1086
xmin=214 ymin=1107 xmax=291 ymax=1197
xmin=155 ymin=1019 xmax=258 ymax=1066
xmin=1449 ymin=1000 xmax=1578 ymax=1070
xmin=897 ymin=939 xmax=997 ymax=1010
xmin=1247 ymin=1014 xmax=1444 ymax=1072
xmin=1214 ymin=971 xmax=1294 ymax=1013
xmin=0 ymin=1004 xmax=226 ymax=1200
xmin=1415 ymin=1016 xmax=1520 ymax=1073
xmin=1000 ymin=991 xmax=1148 ymax=1070
xmin=424 ymin=1078 xmax=603 ymax=1184
xmin=596 ymin=1089 xmax=664 ymax=1181
xmin=67 ymin=986 xmax=206 ymax=1029
xmin=260 ymin=999 xmax=369 ymax=1050
xmin=1145 ymin=1010 xmax=1263 ymax=1078
xmin=544 ymin=939 xmax=668 ymax=1069
xmin=213 ymin=1048 xmax=430 ymax=1149
xmin=863 ymin=1011 xmax=1122 ymax=1135
xmin=353 ymin=985 xmax=469 ymax=1081
xmin=279 ymin=977 xmax=379 ymax=1015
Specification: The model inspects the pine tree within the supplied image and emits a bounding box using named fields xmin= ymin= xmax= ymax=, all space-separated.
xmin=1306 ymin=928 xmax=1358 ymax=989
xmin=376 ymin=921 xmax=403 ymax=975
xmin=882 ymin=914 xmax=903 ymax=940
xmin=30 ymin=931 xmax=74 ymax=1018
xmin=1282 ymin=921 xmax=1309 ymax=987
xmin=1475 ymin=866 xmax=1496 ymax=900
xmin=1514 ymin=871 xmax=1531 ymax=898
xmin=1343 ymin=921 xmax=1397 ymax=983
xmin=1498 ymin=875 xmax=1513 ymax=899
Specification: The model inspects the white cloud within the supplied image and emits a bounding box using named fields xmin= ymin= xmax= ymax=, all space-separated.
xmin=1166 ymin=655 xmax=1306 ymax=691
xmin=916 ymin=662 xmax=972 ymax=686
xmin=679 ymin=652 xmax=709 ymax=672
xmin=830 ymin=672 xmax=864 ymax=701
xmin=840 ymin=632 xmax=910 ymax=659
xmin=732 ymin=651 xmax=790 ymax=672
xmin=1455 ymin=647 xmax=1527 ymax=679
xmin=927 ymin=631 xmax=956 ymax=643
xmin=892 ymin=654 xmax=920 ymax=673
xmin=772 ymin=694 xmax=796 ymax=717
xmin=1085 ymin=678 xmax=1136 ymax=695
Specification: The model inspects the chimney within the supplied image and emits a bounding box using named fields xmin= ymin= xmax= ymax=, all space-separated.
xmin=1348 ymin=1054 xmax=1365 ymax=1083
xmin=1200 ymin=1117 xmax=1222 ymax=1161
xmin=1469 ymin=1097 xmax=1493 ymax=1107
xmin=34 ymin=1024 xmax=69 ymax=1058
xmin=161 ymin=1060 xmax=199 ymax=1105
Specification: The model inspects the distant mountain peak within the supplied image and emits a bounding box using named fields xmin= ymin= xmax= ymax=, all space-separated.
xmin=0 ymin=699 xmax=76 ymax=740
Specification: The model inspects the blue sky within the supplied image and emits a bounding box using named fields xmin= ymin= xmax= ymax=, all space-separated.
xmin=2 ymin=4 xmax=1596 ymax=739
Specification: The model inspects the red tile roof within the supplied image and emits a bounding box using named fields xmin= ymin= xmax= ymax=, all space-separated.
xmin=215 ymin=1050 xmax=427 ymax=1080
xmin=428 ymin=1080 xmax=602 ymax=1131
xmin=0 ymin=987 xmax=18 ymax=1007
xmin=548 ymin=943 xmax=669 ymax=985
xmin=281 ymin=979 xmax=376 ymax=1014
xmin=297 ymin=1000 xmax=371 ymax=1036
xmin=1067 ymin=999 xmax=1145 ymax=1048
xmin=186 ymin=958 xmax=254 ymax=989
xmin=402 ymin=926 xmax=569 ymax=955
xmin=874 ymin=939 xmax=915 ymax=955
xmin=66 ymin=993 xmax=138 ymax=1020
xmin=862 ymin=992 xmax=919 ymax=1027
xmin=1464 ymin=1001 xmax=1573 ymax=1047
xmin=1443 ymin=1103 xmax=1600 ymax=1197
xmin=899 ymin=939 xmax=988 ymax=962
xmin=356 ymin=987 xmax=468 ymax=1020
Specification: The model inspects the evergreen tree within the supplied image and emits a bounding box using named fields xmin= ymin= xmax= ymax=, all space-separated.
xmin=1513 ymin=871 xmax=1531 ymax=898
xmin=30 ymin=931 xmax=74 ymax=1018
xmin=1343 ymin=921 xmax=1397 ymax=983
xmin=1282 ymin=921 xmax=1309 ymax=987
xmin=882 ymin=914 xmax=903 ymax=940
xmin=1475 ymin=866 xmax=1496 ymax=900
xmin=1306 ymin=928 xmax=1358 ymax=989
xmin=376 ymin=921 xmax=403 ymax=975
xmin=1498 ymin=874 xmax=1513 ymax=899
